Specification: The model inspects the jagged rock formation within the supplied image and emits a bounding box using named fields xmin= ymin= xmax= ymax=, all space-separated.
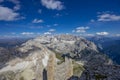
xmin=34 ymin=35 xmax=112 ymax=66
xmin=47 ymin=53 xmax=56 ymax=80
xmin=0 ymin=36 xmax=74 ymax=80
xmin=0 ymin=35 xmax=119 ymax=80
xmin=35 ymin=35 xmax=98 ymax=55
xmin=65 ymin=58 xmax=73 ymax=79
xmin=0 ymin=47 xmax=9 ymax=63
xmin=55 ymin=57 xmax=73 ymax=80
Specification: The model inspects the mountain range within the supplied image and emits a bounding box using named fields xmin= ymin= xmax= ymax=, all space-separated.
xmin=0 ymin=35 xmax=119 ymax=80
xmin=87 ymin=36 xmax=120 ymax=65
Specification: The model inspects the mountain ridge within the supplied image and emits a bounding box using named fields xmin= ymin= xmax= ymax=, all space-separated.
xmin=0 ymin=35 xmax=119 ymax=80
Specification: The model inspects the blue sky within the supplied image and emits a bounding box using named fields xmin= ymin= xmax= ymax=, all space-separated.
xmin=0 ymin=0 xmax=120 ymax=37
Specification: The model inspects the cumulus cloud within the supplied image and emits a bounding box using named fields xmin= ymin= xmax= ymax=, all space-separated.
xmin=96 ymin=32 xmax=109 ymax=36
xmin=72 ymin=26 xmax=90 ymax=33
xmin=41 ymin=0 xmax=64 ymax=10
xmin=0 ymin=6 xmax=21 ymax=21
xmin=0 ymin=0 xmax=21 ymax=10
xmin=98 ymin=13 xmax=120 ymax=21
xmin=8 ymin=0 xmax=21 ymax=10
xmin=32 ymin=19 xmax=44 ymax=23
xmin=21 ymin=32 xmax=34 ymax=35
xmin=13 ymin=4 xmax=20 ymax=10
xmin=44 ymin=29 xmax=56 ymax=35
xmin=44 ymin=32 xmax=51 ymax=35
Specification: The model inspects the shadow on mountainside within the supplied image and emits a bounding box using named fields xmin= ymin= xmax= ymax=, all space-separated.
xmin=0 ymin=45 xmax=42 ymax=69
xmin=68 ymin=70 xmax=108 ymax=80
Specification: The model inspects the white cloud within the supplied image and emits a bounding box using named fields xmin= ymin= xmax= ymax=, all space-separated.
xmin=13 ymin=4 xmax=20 ymax=10
xmin=85 ymin=34 xmax=94 ymax=37
xmin=76 ymin=29 xmax=86 ymax=33
xmin=116 ymin=34 xmax=120 ymax=37
xmin=46 ymin=25 xmax=51 ymax=27
xmin=0 ymin=6 xmax=21 ymax=21
xmin=21 ymin=32 xmax=34 ymax=35
xmin=90 ymin=19 xmax=95 ymax=22
xmin=32 ymin=19 xmax=44 ymax=23
xmin=49 ymin=29 xmax=56 ymax=32
xmin=96 ymin=32 xmax=109 ymax=36
xmin=44 ymin=29 xmax=56 ymax=35
xmin=98 ymin=13 xmax=120 ymax=21
xmin=76 ymin=26 xmax=89 ymax=30
xmin=0 ymin=0 xmax=4 ymax=3
xmin=41 ymin=0 xmax=64 ymax=10
xmin=8 ymin=0 xmax=20 ymax=4
xmin=73 ymin=26 xmax=90 ymax=33
xmin=44 ymin=32 xmax=51 ymax=35
xmin=0 ymin=0 xmax=21 ymax=10
xmin=56 ymin=13 xmax=60 ymax=16
xmin=11 ymin=32 xmax=16 ymax=34
xmin=54 ymin=13 xmax=62 ymax=17
xmin=8 ymin=0 xmax=21 ymax=10
xmin=53 ymin=24 xmax=58 ymax=26
xmin=38 ymin=9 xmax=42 ymax=14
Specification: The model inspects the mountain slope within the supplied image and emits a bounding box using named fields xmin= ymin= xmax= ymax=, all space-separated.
xmin=87 ymin=36 xmax=120 ymax=64
xmin=0 ymin=35 xmax=119 ymax=80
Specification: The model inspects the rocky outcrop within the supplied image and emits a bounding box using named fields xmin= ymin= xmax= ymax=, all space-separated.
xmin=34 ymin=35 xmax=112 ymax=66
xmin=55 ymin=57 xmax=73 ymax=80
xmin=47 ymin=53 xmax=56 ymax=80
xmin=0 ymin=35 xmax=119 ymax=80
xmin=65 ymin=58 xmax=73 ymax=80
xmin=0 ymin=36 xmax=74 ymax=80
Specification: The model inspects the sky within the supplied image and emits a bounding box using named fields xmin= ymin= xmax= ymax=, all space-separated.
xmin=0 ymin=0 xmax=120 ymax=37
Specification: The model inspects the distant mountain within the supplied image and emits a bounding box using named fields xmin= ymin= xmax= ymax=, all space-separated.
xmin=87 ymin=36 xmax=120 ymax=64
xmin=0 ymin=38 xmax=31 ymax=68
xmin=0 ymin=38 xmax=31 ymax=48
xmin=35 ymin=35 xmax=111 ymax=65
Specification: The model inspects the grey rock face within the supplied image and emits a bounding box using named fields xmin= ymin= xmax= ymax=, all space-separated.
xmin=0 ymin=35 xmax=119 ymax=80
xmin=34 ymin=35 xmax=111 ymax=65
xmin=0 ymin=35 xmax=74 ymax=80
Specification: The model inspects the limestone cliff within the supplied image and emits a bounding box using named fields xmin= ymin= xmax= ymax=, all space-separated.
xmin=0 ymin=35 xmax=118 ymax=80
xmin=54 ymin=57 xmax=73 ymax=80
xmin=0 ymin=37 xmax=74 ymax=80
xmin=47 ymin=53 xmax=56 ymax=80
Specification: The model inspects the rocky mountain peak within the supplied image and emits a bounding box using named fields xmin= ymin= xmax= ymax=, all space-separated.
xmin=0 ymin=35 xmax=118 ymax=80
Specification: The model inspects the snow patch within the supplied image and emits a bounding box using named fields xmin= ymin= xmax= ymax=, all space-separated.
xmin=62 ymin=40 xmax=75 ymax=44
xmin=0 ymin=61 xmax=30 ymax=72
xmin=33 ymin=56 xmax=38 ymax=65
xmin=42 ymin=54 xmax=49 ymax=67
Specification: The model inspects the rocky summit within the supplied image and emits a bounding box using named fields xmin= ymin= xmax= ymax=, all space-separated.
xmin=0 ymin=35 xmax=119 ymax=80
